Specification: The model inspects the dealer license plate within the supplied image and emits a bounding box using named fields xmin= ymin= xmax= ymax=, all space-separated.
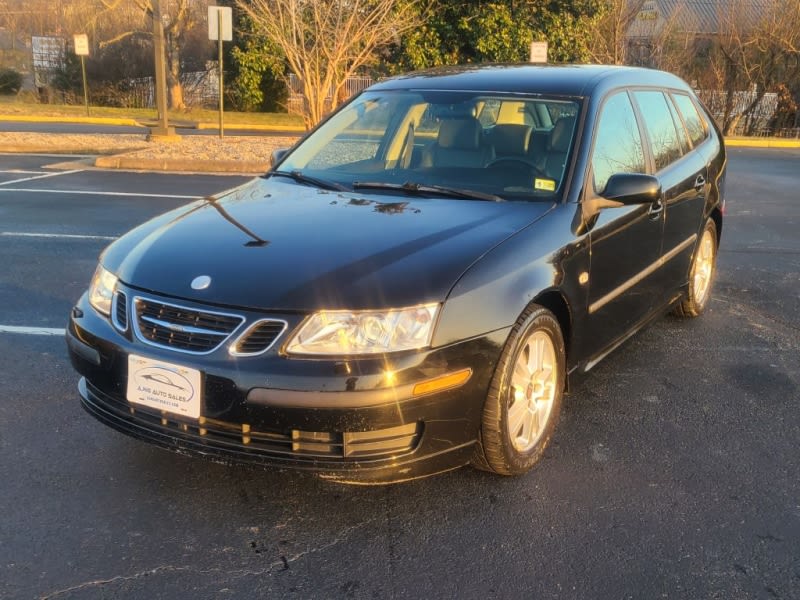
xmin=127 ymin=354 xmax=202 ymax=419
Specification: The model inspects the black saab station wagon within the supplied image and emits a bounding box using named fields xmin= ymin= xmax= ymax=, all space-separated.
xmin=67 ymin=65 xmax=725 ymax=483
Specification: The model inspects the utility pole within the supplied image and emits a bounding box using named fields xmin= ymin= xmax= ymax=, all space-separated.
xmin=149 ymin=0 xmax=176 ymax=139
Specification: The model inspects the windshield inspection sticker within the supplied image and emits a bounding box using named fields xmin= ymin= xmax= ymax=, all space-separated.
xmin=534 ymin=178 xmax=556 ymax=191
xmin=127 ymin=354 xmax=202 ymax=419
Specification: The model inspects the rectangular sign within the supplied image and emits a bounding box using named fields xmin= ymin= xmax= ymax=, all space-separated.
xmin=73 ymin=34 xmax=89 ymax=56
xmin=127 ymin=354 xmax=202 ymax=419
xmin=208 ymin=6 xmax=233 ymax=41
xmin=31 ymin=36 xmax=65 ymax=69
xmin=530 ymin=41 xmax=548 ymax=64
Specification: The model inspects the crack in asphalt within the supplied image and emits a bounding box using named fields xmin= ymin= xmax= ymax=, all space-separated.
xmin=715 ymin=294 xmax=800 ymax=335
xmin=721 ymin=248 xmax=800 ymax=255
xmin=39 ymin=517 xmax=381 ymax=599
xmin=263 ymin=516 xmax=381 ymax=575
xmin=40 ymin=566 xmax=194 ymax=599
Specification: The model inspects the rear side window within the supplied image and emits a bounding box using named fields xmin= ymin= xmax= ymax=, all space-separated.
xmin=591 ymin=92 xmax=646 ymax=193
xmin=672 ymin=93 xmax=708 ymax=148
xmin=633 ymin=90 xmax=684 ymax=171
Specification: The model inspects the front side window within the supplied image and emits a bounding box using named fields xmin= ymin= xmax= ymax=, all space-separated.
xmin=591 ymin=92 xmax=646 ymax=193
xmin=277 ymin=91 xmax=581 ymax=201
xmin=633 ymin=90 xmax=684 ymax=171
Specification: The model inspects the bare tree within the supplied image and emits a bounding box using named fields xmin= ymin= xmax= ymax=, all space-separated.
xmin=238 ymin=0 xmax=420 ymax=128
xmin=99 ymin=0 xmax=202 ymax=109
xmin=703 ymin=0 xmax=800 ymax=134
xmin=586 ymin=0 xmax=645 ymax=65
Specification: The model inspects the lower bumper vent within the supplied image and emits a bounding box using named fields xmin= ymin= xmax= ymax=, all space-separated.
xmin=85 ymin=381 xmax=421 ymax=461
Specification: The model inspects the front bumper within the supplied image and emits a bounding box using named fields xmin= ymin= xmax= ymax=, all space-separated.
xmin=67 ymin=290 xmax=507 ymax=484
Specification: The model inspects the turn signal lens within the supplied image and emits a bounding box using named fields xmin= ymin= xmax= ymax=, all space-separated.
xmin=88 ymin=265 xmax=118 ymax=317
xmin=412 ymin=368 xmax=473 ymax=396
xmin=287 ymin=304 xmax=439 ymax=356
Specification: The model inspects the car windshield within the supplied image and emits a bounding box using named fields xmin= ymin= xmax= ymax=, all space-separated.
xmin=276 ymin=90 xmax=581 ymax=201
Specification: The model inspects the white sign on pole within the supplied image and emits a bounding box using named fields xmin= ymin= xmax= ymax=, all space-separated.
xmin=73 ymin=34 xmax=89 ymax=56
xmin=208 ymin=6 xmax=233 ymax=41
xmin=529 ymin=41 xmax=548 ymax=63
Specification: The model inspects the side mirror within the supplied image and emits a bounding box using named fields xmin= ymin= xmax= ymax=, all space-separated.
xmin=270 ymin=148 xmax=289 ymax=169
xmin=573 ymin=173 xmax=662 ymax=235
xmin=602 ymin=173 xmax=661 ymax=205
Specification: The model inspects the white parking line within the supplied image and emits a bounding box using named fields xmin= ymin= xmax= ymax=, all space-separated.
xmin=0 ymin=169 xmax=83 ymax=186
xmin=0 ymin=188 xmax=203 ymax=199
xmin=0 ymin=325 xmax=65 ymax=336
xmin=1 ymin=232 xmax=118 ymax=241
xmin=0 ymin=169 xmax=47 ymax=175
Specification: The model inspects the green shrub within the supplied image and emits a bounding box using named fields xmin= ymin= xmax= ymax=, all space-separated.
xmin=0 ymin=68 xmax=23 ymax=95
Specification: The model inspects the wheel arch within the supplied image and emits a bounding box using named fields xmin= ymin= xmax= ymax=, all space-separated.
xmin=710 ymin=205 xmax=723 ymax=246
xmin=532 ymin=289 xmax=572 ymax=362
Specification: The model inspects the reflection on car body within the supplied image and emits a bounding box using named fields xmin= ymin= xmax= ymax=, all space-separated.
xmin=67 ymin=64 xmax=725 ymax=483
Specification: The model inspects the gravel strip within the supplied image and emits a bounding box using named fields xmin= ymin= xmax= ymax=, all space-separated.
xmin=0 ymin=132 xmax=300 ymax=166
xmin=0 ymin=132 xmax=149 ymax=154
xmin=123 ymin=134 xmax=299 ymax=162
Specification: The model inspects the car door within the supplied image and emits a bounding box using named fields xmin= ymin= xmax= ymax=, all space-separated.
xmin=581 ymin=90 xmax=666 ymax=363
xmin=631 ymin=90 xmax=707 ymax=295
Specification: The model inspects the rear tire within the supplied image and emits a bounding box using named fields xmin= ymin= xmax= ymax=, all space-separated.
xmin=674 ymin=218 xmax=717 ymax=318
xmin=472 ymin=304 xmax=565 ymax=476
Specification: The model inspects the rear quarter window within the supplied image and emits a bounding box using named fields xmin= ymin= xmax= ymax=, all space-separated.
xmin=672 ymin=93 xmax=708 ymax=148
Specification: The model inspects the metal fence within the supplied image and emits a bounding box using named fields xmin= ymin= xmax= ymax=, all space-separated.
xmin=286 ymin=74 xmax=374 ymax=117
xmin=696 ymin=89 xmax=783 ymax=136
xmin=116 ymin=68 xmax=218 ymax=109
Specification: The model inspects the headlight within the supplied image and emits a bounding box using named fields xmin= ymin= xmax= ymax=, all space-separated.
xmin=286 ymin=304 xmax=439 ymax=356
xmin=88 ymin=265 xmax=118 ymax=316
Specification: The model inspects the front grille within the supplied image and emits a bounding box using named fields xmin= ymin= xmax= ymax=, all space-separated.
xmin=85 ymin=381 xmax=421 ymax=461
xmin=133 ymin=296 xmax=244 ymax=354
xmin=112 ymin=291 xmax=128 ymax=331
xmin=231 ymin=319 xmax=287 ymax=355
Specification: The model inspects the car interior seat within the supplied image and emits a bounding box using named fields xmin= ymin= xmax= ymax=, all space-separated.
xmin=488 ymin=124 xmax=534 ymax=162
xmin=543 ymin=116 xmax=576 ymax=180
xmin=421 ymin=117 xmax=494 ymax=168
xmin=527 ymin=130 xmax=549 ymax=172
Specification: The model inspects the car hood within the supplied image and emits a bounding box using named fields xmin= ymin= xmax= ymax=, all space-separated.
xmin=102 ymin=179 xmax=553 ymax=311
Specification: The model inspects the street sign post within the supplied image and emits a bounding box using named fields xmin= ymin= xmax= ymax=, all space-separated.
xmin=208 ymin=6 xmax=233 ymax=138
xmin=73 ymin=34 xmax=90 ymax=117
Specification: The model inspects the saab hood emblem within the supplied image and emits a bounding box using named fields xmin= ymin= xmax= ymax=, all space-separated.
xmin=191 ymin=275 xmax=212 ymax=290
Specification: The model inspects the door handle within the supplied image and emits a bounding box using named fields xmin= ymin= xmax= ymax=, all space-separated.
xmin=648 ymin=198 xmax=664 ymax=218
xmin=694 ymin=174 xmax=706 ymax=192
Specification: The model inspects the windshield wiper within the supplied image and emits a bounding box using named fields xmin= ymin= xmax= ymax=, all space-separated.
xmin=268 ymin=170 xmax=347 ymax=191
xmin=352 ymin=181 xmax=504 ymax=202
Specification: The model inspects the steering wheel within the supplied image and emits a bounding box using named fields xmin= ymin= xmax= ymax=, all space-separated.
xmin=486 ymin=157 xmax=546 ymax=178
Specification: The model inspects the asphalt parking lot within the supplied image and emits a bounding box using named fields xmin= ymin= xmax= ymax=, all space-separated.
xmin=1 ymin=148 xmax=798 ymax=599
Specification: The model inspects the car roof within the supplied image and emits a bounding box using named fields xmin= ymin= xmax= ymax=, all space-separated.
xmin=368 ymin=64 xmax=692 ymax=97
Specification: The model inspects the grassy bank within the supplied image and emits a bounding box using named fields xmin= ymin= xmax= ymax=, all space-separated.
xmin=0 ymin=96 xmax=305 ymax=129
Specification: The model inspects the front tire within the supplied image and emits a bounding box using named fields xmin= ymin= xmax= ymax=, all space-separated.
xmin=674 ymin=218 xmax=717 ymax=318
xmin=473 ymin=304 xmax=565 ymax=476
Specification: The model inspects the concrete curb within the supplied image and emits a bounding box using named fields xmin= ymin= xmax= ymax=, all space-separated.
xmin=0 ymin=144 xmax=146 ymax=155
xmin=194 ymin=122 xmax=305 ymax=133
xmin=725 ymin=138 xmax=800 ymax=148
xmin=94 ymin=154 xmax=269 ymax=174
xmin=0 ymin=115 xmax=143 ymax=127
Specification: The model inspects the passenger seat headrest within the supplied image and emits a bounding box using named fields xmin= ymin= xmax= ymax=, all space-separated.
xmin=490 ymin=124 xmax=533 ymax=156
xmin=437 ymin=118 xmax=482 ymax=150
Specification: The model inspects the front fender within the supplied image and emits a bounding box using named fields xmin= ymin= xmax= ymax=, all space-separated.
xmin=432 ymin=204 xmax=589 ymax=352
